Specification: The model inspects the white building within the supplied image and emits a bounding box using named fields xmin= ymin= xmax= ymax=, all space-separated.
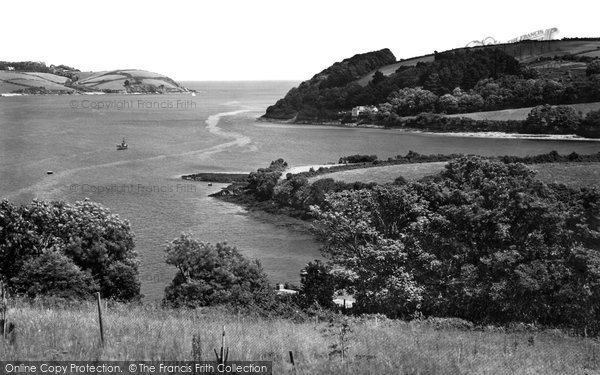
xmin=351 ymin=105 xmax=379 ymax=118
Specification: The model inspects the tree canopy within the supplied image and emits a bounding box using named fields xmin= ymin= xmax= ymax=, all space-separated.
xmin=0 ymin=199 xmax=140 ymax=301
xmin=312 ymin=157 xmax=600 ymax=331
xmin=163 ymin=234 xmax=272 ymax=308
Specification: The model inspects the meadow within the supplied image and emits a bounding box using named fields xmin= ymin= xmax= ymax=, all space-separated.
xmin=310 ymin=161 xmax=600 ymax=186
xmin=445 ymin=101 xmax=600 ymax=121
xmin=1 ymin=301 xmax=599 ymax=374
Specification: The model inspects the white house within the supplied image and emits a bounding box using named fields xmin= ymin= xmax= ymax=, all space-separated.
xmin=351 ymin=105 xmax=379 ymax=118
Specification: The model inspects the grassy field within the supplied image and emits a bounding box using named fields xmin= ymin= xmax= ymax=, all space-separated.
xmin=309 ymin=162 xmax=600 ymax=187
xmin=531 ymin=163 xmax=600 ymax=187
xmin=77 ymin=70 xmax=183 ymax=91
xmin=446 ymin=102 xmax=600 ymax=122
xmin=308 ymin=162 xmax=447 ymax=184
xmin=1 ymin=301 xmax=599 ymax=374
xmin=0 ymin=69 xmax=185 ymax=94
xmin=0 ymin=71 xmax=76 ymax=93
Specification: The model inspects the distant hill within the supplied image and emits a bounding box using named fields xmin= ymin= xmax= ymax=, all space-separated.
xmin=0 ymin=62 xmax=188 ymax=94
xmin=263 ymin=49 xmax=396 ymax=120
xmin=356 ymin=38 xmax=600 ymax=86
xmin=263 ymin=38 xmax=600 ymax=122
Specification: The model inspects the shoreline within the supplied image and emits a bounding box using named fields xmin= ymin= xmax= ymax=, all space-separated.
xmin=0 ymin=91 xmax=192 ymax=97
xmin=258 ymin=118 xmax=600 ymax=141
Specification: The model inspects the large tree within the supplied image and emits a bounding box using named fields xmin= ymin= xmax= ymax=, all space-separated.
xmin=0 ymin=199 xmax=140 ymax=301
xmin=163 ymin=234 xmax=272 ymax=308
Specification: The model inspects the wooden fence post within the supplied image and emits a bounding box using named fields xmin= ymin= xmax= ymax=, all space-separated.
xmin=96 ymin=292 xmax=105 ymax=344
xmin=289 ymin=351 xmax=296 ymax=374
xmin=1 ymin=282 xmax=6 ymax=340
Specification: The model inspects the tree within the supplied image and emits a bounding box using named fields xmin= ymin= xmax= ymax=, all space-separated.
xmin=524 ymin=105 xmax=582 ymax=134
xmin=247 ymin=159 xmax=288 ymax=200
xmin=0 ymin=199 xmax=140 ymax=301
xmin=388 ymin=87 xmax=438 ymax=116
xmin=578 ymin=109 xmax=600 ymax=138
xmin=437 ymin=94 xmax=459 ymax=113
xmin=312 ymin=187 xmax=424 ymax=317
xmin=312 ymin=157 xmax=600 ymax=331
xmin=301 ymin=260 xmax=336 ymax=308
xmin=370 ymin=70 xmax=385 ymax=86
xmin=163 ymin=234 xmax=272 ymax=308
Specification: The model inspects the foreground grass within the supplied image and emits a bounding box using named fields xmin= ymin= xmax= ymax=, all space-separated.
xmin=1 ymin=302 xmax=599 ymax=374
xmin=312 ymin=162 xmax=600 ymax=187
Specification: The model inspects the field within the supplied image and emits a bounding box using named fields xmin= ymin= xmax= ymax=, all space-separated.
xmin=76 ymin=70 xmax=184 ymax=92
xmin=0 ymin=69 xmax=186 ymax=94
xmin=0 ymin=71 xmax=75 ymax=93
xmin=531 ymin=163 xmax=600 ymax=187
xmin=307 ymin=162 xmax=447 ymax=184
xmin=446 ymin=102 xmax=600 ymax=122
xmin=1 ymin=301 xmax=599 ymax=374
xmin=309 ymin=162 xmax=600 ymax=187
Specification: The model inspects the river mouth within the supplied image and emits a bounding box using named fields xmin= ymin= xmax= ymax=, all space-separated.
xmin=1 ymin=82 xmax=599 ymax=301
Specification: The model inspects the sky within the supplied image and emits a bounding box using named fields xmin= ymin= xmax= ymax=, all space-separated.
xmin=3 ymin=0 xmax=599 ymax=81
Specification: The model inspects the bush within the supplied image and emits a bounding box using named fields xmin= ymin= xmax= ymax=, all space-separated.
xmin=339 ymin=154 xmax=378 ymax=164
xmin=163 ymin=234 xmax=273 ymax=308
xmin=587 ymin=60 xmax=600 ymax=76
xmin=524 ymin=105 xmax=582 ymax=134
xmin=247 ymin=159 xmax=288 ymax=200
xmin=394 ymin=176 xmax=408 ymax=186
xmin=11 ymin=249 xmax=98 ymax=300
xmin=578 ymin=109 xmax=600 ymax=138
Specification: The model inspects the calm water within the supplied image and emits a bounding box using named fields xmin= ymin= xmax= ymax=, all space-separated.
xmin=1 ymin=81 xmax=599 ymax=300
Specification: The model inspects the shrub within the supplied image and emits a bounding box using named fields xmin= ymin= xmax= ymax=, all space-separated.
xmin=247 ymin=159 xmax=288 ymax=200
xmin=339 ymin=154 xmax=378 ymax=164
xmin=586 ymin=60 xmax=600 ymax=76
xmin=578 ymin=109 xmax=600 ymax=138
xmin=11 ymin=249 xmax=98 ymax=300
xmin=524 ymin=105 xmax=582 ymax=134
xmin=163 ymin=234 xmax=273 ymax=308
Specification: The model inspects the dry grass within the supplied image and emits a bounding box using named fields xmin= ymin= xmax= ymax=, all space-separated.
xmin=0 ymin=301 xmax=598 ymax=374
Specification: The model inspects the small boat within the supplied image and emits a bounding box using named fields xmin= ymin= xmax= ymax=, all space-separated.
xmin=116 ymin=138 xmax=128 ymax=150
xmin=208 ymin=183 xmax=213 ymax=186
xmin=46 ymin=171 xmax=54 ymax=175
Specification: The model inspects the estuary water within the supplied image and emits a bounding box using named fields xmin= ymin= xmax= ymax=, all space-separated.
xmin=1 ymin=81 xmax=599 ymax=300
